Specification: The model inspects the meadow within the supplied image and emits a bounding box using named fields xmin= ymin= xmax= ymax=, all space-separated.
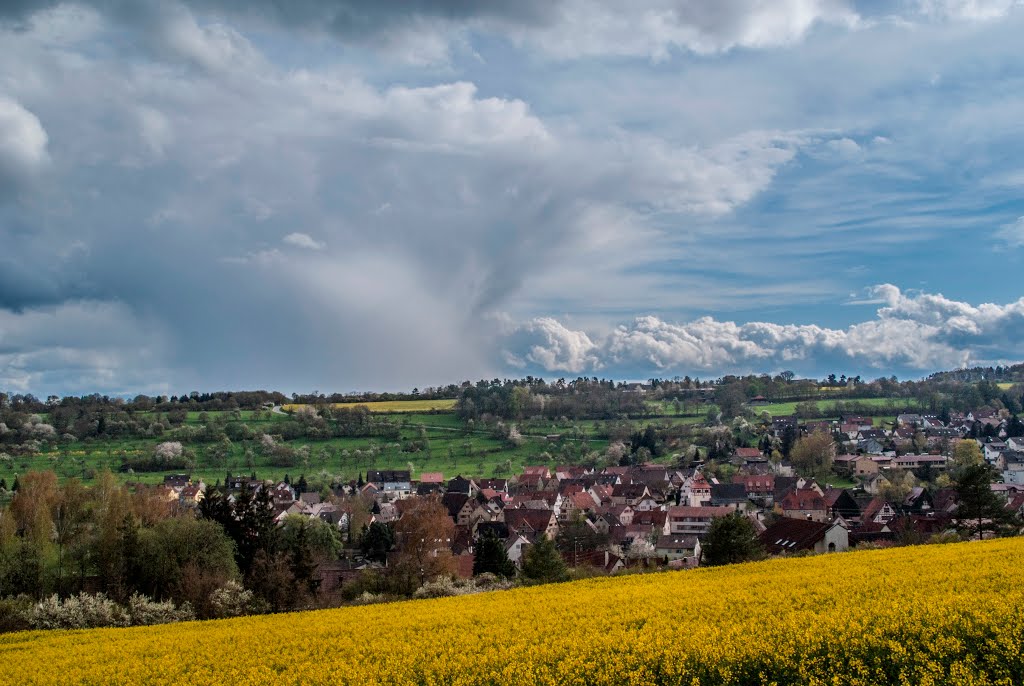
xmin=1 ymin=537 xmax=1021 ymax=685
xmin=281 ymin=399 xmax=458 ymax=413
xmin=4 ymin=394 xmax=921 ymax=486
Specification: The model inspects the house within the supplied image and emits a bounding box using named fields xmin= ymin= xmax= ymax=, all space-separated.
xmin=858 ymin=438 xmax=885 ymax=455
xmin=163 ymin=474 xmax=192 ymax=490
xmin=683 ymin=473 xmax=712 ymax=507
xmin=521 ymin=466 xmax=552 ymax=480
xmin=733 ymin=474 xmax=776 ymax=505
xmin=366 ymin=470 xmax=412 ymax=500
xmin=747 ymin=395 xmax=770 ymax=406
xmin=861 ymin=497 xmax=898 ymax=524
xmin=611 ymin=483 xmax=653 ymax=507
xmin=777 ymin=489 xmax=829 ymax=523
xmin=666 ymin=505 xmax=733 ymax=537
xmin=442 ymin=493 xmax=475 ymax=526
xmin=851 ymin=456 xmax=881 ymax=477
xmin=734 ymin=447 xmax=763 ymax=460
xmin=178 ymin=482 xmax=205 ymax=506
xmin=504 ymin=508 xmax=558 ymax=541
xmin=418 ymin=472 xmax=445 ymax=485
xmin=655 ymin=535 xmax=702 ymax=564
xmin=772 ymin=416 xmax=798 ymax=433
xmin=832 ymin=454 xmax=860 ymax=475
xmin=709 ymin=483 xmax=749 ymax=510
xmin=447 ymin=475 xmax=477 ymax=497
xmin=505 ymin=534 xmax=531 ymax=568
xmin=475 ymin=478 xmax=509 ymax=493
xmin=861 ymin=472 xmax=891 ymax=496
xmin=892 ymin=454 xmax=949 ymax=472
xmin=822 ymin=488 xmax=860 ymax=522
xmin=901 ymin=487 xmax=934 ymax=515
xmin=760 ymin=517 xmax=849 ymax=555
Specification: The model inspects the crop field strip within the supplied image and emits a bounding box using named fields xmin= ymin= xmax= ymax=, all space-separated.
xmin=2 ymin=537 xmax=1022 ymax=685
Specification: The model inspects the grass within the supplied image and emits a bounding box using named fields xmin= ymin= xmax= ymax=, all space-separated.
xmin=6 ymin=410 xmax=612 ymax=487
xmin=751 ymin=396 xmax=922 ymax=418
xmin=281 ymin=399 xmax=458 ymax=413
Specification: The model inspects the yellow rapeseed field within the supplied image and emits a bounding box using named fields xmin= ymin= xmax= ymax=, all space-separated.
xmin=282 ymin=399 xmax=457 ymax=413
xmin=2 ymin=538 xmax=1023 ymax=685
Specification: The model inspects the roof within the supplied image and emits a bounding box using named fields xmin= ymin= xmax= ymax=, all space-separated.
xmin=419 ymin=472 xmax=445 ymax=483
xmin=503 ymin=508 xmax=555 ymax=534
xmin=779 ymin=489 xmax=826 ymax=512
xmin=861 ymin=497 xmax=893 ymax=521
xmin=735 ymin=447 xmax=762 ymax=459
xmin=667 ymin=505 xmax=733 ymax=519
xmin=759 ymin=517 xmax=833 ymax=554
xmin=441 ymin=492 xmax=471 ymax=518
xmin=710 ymin=483 xmax=748 ymax=502
xmin=655 ymin=535 xmax=700 ymax=551
xmin=367 ymin=470 xmax=410 ymax=483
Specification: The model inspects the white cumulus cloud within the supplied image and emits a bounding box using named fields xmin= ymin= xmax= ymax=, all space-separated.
xmin=501 ymin=285 xmax=1024 ymax=376
xmin=0 ymin=97 xmax=49 ymax=198
xmin=283 ymin=232 xmax=324 ymax=250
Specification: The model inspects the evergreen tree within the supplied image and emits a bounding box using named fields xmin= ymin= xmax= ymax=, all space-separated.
xmin=296 ymin=475 xmax=308 ymax=494
xmin=954 ymin=463 xmax=1014 ymax=537
xmin=0 ymin=478 xmax=6 ymax=491
xmin=700 ymin=512 xmax=765 ymax=566
xmin=11 ymin=476 xmax=19 ymax=492
xmin=473 ymin=531 xmax=516 ymax=578
xmin=358 ymin=522 xmax=394 ymax=564
xmin=521 ymin=535 xmax=568 ymax=583
xmin=287 ymin=519 xmax=320 ymax=597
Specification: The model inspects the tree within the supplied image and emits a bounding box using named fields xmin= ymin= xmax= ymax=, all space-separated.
xmin=358 ymin=522 xmax=395 ymax=563
xmin=391 ymin=498 xmax=456 ymax=591
xmin=953 ymin=463 xmax=1013 ymax=538
xmin=951 ymin=441 xmax=983 ymax=469
xmin=715 ymin=384 xmax=746 ymax=419
xmin=135 ymin=517 xmax=239 ymax=618
xmin=521 ymin=535 xmax=568 ymax=583
xmin=472 ymin=531 xmax=516 ymax=578
xmin=279 ymin=515 xmax=342 ymax=562
xmin=789 ymin=430 xmax=835 ymax=478
xmin=700 ymin=513 xmax=765 ymax=566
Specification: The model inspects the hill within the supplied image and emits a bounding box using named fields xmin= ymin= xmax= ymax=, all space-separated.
xmin=2 ymin=538 xmax=1022 ymax=685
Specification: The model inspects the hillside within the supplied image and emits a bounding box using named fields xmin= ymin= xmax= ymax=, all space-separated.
xmin=2 ymin=538 xmax=1022 ymax=685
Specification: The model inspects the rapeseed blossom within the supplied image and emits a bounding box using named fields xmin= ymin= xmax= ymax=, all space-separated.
xmin=1 ymin=538 xmax=1021 ymax=685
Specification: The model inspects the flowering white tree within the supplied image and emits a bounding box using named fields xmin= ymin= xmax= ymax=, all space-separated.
xmin=153 ymin=441 xmax=184 ymax=461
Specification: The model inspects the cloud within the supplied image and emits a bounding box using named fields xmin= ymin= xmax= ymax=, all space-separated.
xmin=10 ymin=0 xmax=1020 ymax=64
xmin=501 ymin=285 xmax=1024 ymax=377
xmin=0 ymin=97 xmax=48 ymax=199
xmin=0 ymin=300 xmax=171 ymax=394
xmin=913 ymin=0 xmax=1022 ymax=21
xmin=996 ymin=216 xmax=1024 ymax=247
xmin=282 ymin=232 xmax=324 ymax=250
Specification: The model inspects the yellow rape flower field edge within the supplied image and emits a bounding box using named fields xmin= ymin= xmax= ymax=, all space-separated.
xmin=3 ymin=538 xmax=1024 ymax=685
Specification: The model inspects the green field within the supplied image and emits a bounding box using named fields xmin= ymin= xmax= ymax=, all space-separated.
xmin=750 ymin=396 xmax=921 ymax=418
xmin=281 ymin=399 xmax=458 ymax=413
xmin=5 ymin=410 xmax=618 ymax=487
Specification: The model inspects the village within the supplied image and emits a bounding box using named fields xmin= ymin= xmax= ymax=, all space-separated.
xmin=158 ymin=407 xmax=1024 ymax=593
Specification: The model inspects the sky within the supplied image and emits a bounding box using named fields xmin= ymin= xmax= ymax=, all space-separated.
xmin=1 ymin=0 xmax=1024 ymax=397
